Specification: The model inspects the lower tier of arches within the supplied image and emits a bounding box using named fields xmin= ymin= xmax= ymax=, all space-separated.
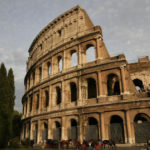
xmin=21 ymin=108 xmax=150 ymax=144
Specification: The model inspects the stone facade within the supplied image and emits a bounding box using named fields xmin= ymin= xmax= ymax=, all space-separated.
xmin=21 ymin=6 xmax=150 ymax=144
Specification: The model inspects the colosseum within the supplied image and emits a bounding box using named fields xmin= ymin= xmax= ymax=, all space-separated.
xmin=21 ymin=5 xmax=150 ymax=145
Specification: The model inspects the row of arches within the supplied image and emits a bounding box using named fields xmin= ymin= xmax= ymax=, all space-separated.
xmin=26 ymin=45 xmax=96 ymax=90
xmin=24 ymin=75 xmax=148 ymax=115
xmin=24 ymin=113 xmax=150 ymax=144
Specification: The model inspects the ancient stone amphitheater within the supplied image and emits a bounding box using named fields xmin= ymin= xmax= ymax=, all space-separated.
xmin=21 ymin=6 xmax=150 ymax=144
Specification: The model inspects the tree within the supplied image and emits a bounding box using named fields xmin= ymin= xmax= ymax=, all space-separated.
xmin=0 ymin=63 xmax=11 ymax=147
xmin=8 ymin=68 xmax=15 ymax=112
xmin=0 ymin=63 xmax=16 ymax=148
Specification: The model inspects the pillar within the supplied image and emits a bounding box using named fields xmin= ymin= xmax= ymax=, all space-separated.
xmin=61 ymin=81 xmax=65 ymax=109
xmin=78 ymin=44 xmax=83 ymax=67
xmin=126 ymin=110 xmax=135 ymax=144
xmin=48 ymin=119 xmax=53 ymax=139
xmin=62 ymin=116 xmax=68 ymax=140
xmin=78 ymin=77 xmax=82 ymax=106
xmin=120 ymin=65 xmax=128 ymax=94
xmin=37 ymin=120 xmax=41 ymax=143
xmin=100 ymin=112 xmax=106 ymax=140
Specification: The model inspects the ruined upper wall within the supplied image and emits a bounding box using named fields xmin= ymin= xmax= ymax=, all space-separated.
xmin=28 ymin=5 xmax=95 ymax=56
xmin=128 ymin=56 xmax=150 ymax=90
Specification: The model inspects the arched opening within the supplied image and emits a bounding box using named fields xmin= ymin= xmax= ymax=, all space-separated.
xmin=107 ymin=74 xmax=120 ymax=96
xmin=33 ymin=123 xmax=38 ymax=143
xmin=134 ymin=113 xmax=150 ymax=143
xmin=39 ymin=67 xmax=42 ymax=81
xmin=70 ymin=82 xmax=77 ymax=102
xmin=45 ymin=90 xmax=49 ymax=108
xmin=36 ymin=94 xmax=39 ymax=110
xmin=68 ymin=119 xmax=78 ymax=140
xmin=86 ymin=117 xmax=99 ymax=140
xmin=58 ymin=56 xmax=62 ymax=72
xmin=71 ymin=51 xmax=77 ymax=67
xmin=86 ymin=45 xmax=95 ymax=62
xmin=29 ymin=96 xmax=33 ymax=112
xmin=42 ymin=123 xmax=48 ymax=141
xmin=133 ymin=79 xmax=144 ymax=92
xmin=110 ymin=115 xmax=125 ymax=143
xmin=47 ymin=62 xmax=51 ymax=75
xmin=53 ymin=121 xmax=61 ymax=140
xmin=56 ymin=87 xmax=61 ymax=105
xmin=87 ymin=78 xmax=97 ymax=99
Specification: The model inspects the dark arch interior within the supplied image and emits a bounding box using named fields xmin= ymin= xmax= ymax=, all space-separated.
xmin=110 ymin=115 xmax=123 ymax=123
xmin=45 ymin=90 xmax=49 ymax=107
xmin=134 ymin=113 xmax=150 ymax=123
xmin=44 ymin=123 xmax=48 ymax=129
xmin=56 ymin=87 xmax=61 ymax=104
xmin=107 ymin=74 xmax=120 ymax=96
xmin=36 ymin=94 xmax=39 ymax=110
xmin=88 ymin=117 xmax=98 ymax=125
xmin=56 ymin=121 xmax=61 ymax=128
xmin=88 ymin=78 xmax=97 ymax=99
xmin=133 ymin=79 xmax=144 ymax=91
xmin=71 ymin=119 xmax=77 ymax=126
xmin=70 ymin=82 xmax=77 ymax=102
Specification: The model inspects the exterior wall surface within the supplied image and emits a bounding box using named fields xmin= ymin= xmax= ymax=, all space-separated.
xmin=21 ymin=6 xmax=150 ymax=145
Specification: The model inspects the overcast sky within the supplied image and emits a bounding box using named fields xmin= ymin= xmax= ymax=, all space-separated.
xmin=0 ymin=0 xmax=150 ymax=112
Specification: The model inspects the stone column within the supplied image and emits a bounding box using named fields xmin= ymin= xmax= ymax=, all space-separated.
xmin=78 ymin=44 xmax=82 ymax=67
xmin=78 ymin=77 xmax=82 ymax=106
xmin=79 ymin=115 xmax=84 ymax=142
xmin=37 ymin=120 xmax=41 ymax=143
xmin=48 ymin=119 xmax=53 ymax=139
xmin=126 ymin=110 xmax=135 ymax=144
xmin=30 ymin=121 xmax=33 ymax=140
xmin=61 ymin=81 xmax=65 ymax=109
xmin=100 ymin=112 xmax=106 ymax=140
xmin=62 ymin=116 xmax=68 ymax=140
xmin=63 ymin=51 xmax=67 ymax=71
xmin=39 ymin=89 xmax=43 ymax=113
xmin=120 ymin=65 xmax=128 ymax=94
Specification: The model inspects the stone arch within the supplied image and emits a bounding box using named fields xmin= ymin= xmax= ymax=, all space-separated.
xmin=58 ymin=56 xmax=62 ymax=72
xmin=33 ymin=122 xmax=38 ymax=143
xmin=87 ymin=78 xmax=97 ymax=99
xmin=56 ymin=86 xmax=61 ymax=105
xmin=134 ymin=113 xmax=150 ymax=143
xmin=110 ymin=115 xmax=125 ymax=144
xmin=86 ymin=44 xmax=95 ymax=62
xmin=47 ymin=61 xmax=51 ymax=75
xmin=71 ymin=50 xmax=77 ymax=67
xmin=107 ymin=73 xmax=120 ymax=96
xmin=70 ymin=82 xmax=77 ymax=102
xmin=86 ymin=117 xmax=99 ymax=140
xmin=39 ymin=66 xmax=42 ymax=81
xmin=133 ymin=78 xmax=144 ymax=92
xmin=53 ymin=121 xmax=61 ymax=140
xmin=41 ymin=121 xmax=48 ymax=142
xmin=44 ymin=90 xmax=49 ymax=108
xmin=68 ymin=119 xmax=78 ymax=140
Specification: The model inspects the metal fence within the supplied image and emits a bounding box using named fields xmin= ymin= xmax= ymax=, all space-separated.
xmin=134 ymin=122 xmax=150 ymax=143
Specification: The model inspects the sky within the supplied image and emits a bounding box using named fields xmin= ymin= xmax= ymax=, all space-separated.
xmin=0 ymin=0 xmax=150 ymax=112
